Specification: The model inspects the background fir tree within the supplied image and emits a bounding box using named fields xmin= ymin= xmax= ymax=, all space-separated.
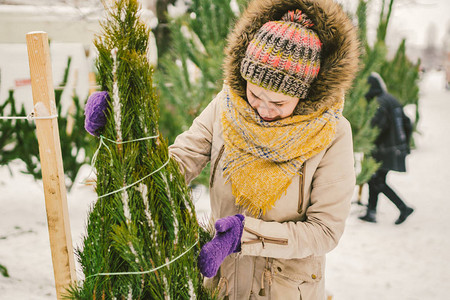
xmin=153 ymin=0 xmax=176 ymax=59
xmin=0 ymin=57 xmax=93 ymax=190
xmin=344 ymin=0 xmax=383 ymax=185
xmin=379 ymin=39 xmax=421 ymax=143
xmin=345 ymin=0 xmax=420 ymax=186
xmin=156 ymin=0 xmax=239 ymax=144
xmin=0 ymin=90 xmax=20 ymax=167
xmin=69 ymin=1 xmax=212 ymax=299
xmin=372 ymin=0 xmax=420 ymax=144
xmin=156 ymin=0 xmax=242 ymax=186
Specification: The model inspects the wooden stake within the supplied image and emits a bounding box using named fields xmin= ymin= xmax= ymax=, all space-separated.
xmin=26 ymin=31 xmax=76 ymax=299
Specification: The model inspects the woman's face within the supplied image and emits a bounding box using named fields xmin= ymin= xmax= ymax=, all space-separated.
xmin=246 ymin=82 xmax=300 ymax=122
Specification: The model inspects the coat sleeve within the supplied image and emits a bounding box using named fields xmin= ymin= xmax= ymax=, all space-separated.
xmin=168 ymin=94 xmax=220 ymax=185
xmin=240 ymin=118 xmax=355 ymax=259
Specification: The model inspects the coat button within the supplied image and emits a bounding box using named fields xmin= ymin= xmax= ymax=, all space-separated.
xmin=277 ymin=267 xmax=282 ymax=272
xmin=311 ymin=274 xmax=317 ymax=279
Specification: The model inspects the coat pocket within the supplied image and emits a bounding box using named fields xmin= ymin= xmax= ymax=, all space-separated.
xmin=270 ymin=256 xmax=322 ymax=300
xmin=270 ymin=271 xmax=303 ymax=300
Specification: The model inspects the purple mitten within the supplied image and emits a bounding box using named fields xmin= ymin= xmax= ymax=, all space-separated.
xmin=84 ymin=91 xmax=110 ymax=136
xmin=198 ymin=214 xmax=245 ymax=278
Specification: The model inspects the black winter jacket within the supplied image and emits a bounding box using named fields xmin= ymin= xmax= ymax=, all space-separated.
xmin=366 ymin=73 xmax=412 ymax=172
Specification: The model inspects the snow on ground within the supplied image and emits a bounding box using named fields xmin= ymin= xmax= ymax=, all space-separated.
xmin=0 ymin=70 xmax=449 ymax=299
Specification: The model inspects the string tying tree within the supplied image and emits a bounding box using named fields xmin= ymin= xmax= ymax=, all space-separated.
xmin=67 ymin=0 xmax=212 ymax=299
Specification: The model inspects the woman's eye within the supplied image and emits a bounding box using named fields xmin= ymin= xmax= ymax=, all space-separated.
xmin=274 ymin=103 xmax=283 ymax=107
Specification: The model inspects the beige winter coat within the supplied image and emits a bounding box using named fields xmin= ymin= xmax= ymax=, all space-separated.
xmin=169 ymin=0 xmax=360 ymax=299
xmin=170 ymin=87 xmax=354 ymax=299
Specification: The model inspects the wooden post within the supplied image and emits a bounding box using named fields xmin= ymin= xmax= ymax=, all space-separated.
xmin=26 ymin=31 xmax=76 ymax=299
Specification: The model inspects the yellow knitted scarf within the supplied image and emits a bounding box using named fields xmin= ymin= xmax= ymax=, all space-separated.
xmin=221 ymin=85 xmax=344 ymax=216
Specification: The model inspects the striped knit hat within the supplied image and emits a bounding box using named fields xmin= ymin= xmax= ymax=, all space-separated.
xmin=240 ymin=10 xmax=322 ymax=99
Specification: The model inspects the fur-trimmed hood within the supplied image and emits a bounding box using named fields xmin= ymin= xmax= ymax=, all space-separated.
xmin=223 ymin=0 xmax=360 ymax=115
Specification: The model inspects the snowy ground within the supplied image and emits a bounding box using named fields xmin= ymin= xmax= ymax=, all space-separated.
xmin=0 ymin=70 xmax=449 ymax=299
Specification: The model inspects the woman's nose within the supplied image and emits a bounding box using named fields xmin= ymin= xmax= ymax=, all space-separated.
xmin=258 ymin=106 xmax=276 ymax=118
xmin=257 ymin=104 xmax=268 ymax=114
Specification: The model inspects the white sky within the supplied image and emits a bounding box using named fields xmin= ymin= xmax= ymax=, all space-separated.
xmin=337 ymin=0 xmax=450 ymax=48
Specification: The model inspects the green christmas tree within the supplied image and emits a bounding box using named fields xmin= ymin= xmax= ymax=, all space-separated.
xmin=68 ymin=1 xmax=212 ymax=299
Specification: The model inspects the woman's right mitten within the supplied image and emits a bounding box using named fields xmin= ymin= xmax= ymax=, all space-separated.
xmin=198 ymin=214 xmax=245 ymax=278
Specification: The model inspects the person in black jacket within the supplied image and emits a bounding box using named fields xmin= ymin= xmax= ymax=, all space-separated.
xmin=360 ymin=72 xmax=414 ymax=225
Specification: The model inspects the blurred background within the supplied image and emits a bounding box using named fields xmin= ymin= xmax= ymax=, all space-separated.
xmin=0 ymin=0 xmax=449 ymax=299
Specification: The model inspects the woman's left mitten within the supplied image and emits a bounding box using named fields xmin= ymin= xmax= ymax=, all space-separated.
xmin=84 ymin=91 xmax=109 ymax=136
xmin=198 ymin=214 xmax=244 ymax=278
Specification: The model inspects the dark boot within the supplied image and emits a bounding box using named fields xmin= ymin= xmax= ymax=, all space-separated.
xmin=395 ymin=207 xmax=414 ymax=225
xmin=359 ymin=209 xmax=376 ymax=223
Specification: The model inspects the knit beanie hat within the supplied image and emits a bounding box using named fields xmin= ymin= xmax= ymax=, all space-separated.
xmin=240 ymin=9 xmax=322 ymax=100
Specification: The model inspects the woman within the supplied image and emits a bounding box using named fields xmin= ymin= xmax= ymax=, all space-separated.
xmin=168 ymin=0 xmax=359 ymax=299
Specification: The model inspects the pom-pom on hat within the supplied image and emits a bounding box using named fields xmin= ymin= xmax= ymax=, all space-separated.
xmin=240 ymin=9 xmax=322 ymax=100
